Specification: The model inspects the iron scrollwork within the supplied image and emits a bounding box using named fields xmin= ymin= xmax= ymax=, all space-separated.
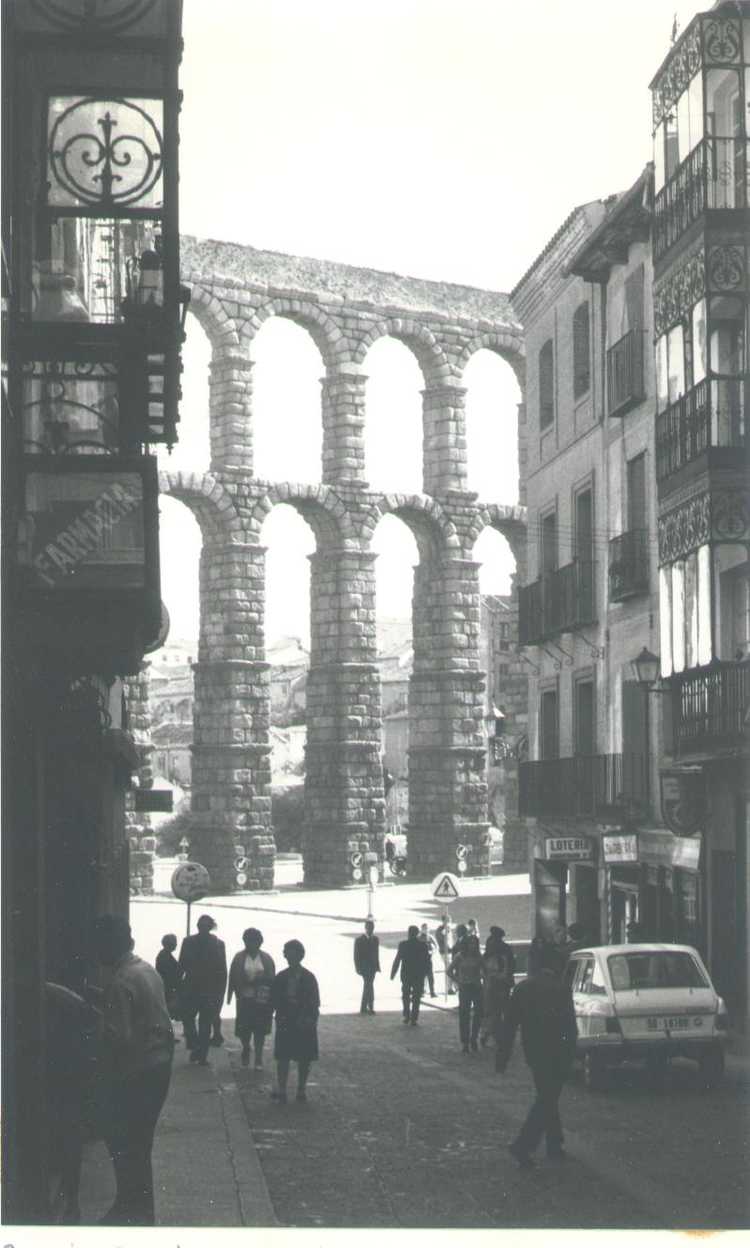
xmin=651 ymin=24 xmax=702 ymax=129
xmin=707 ymin=246 xmax=746 ymax=293
xmin=658 ymin=492 xmax=711 ymax=564
xmin=48 ymin=97 xmax=163 ymax=209
xmin=22 ymin=358 xmax=119 ymax=454
xmin=712 ymin=489 xmax=750 ymax=544
xmin=653 ymin=247 xmax=705 ymax=337
xmin=702 ymin=16 xmax=741 ymax=64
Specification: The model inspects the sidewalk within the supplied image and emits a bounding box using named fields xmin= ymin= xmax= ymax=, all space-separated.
xmin=78 ymin=1040 xmax=277 ymax=1228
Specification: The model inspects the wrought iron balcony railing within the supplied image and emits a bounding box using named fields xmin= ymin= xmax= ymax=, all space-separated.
xmin=519 ymin=753 xmax=647 ymax=818
xmin=655 ymin=377 xmax=747 ymax=482
xmin=518 ymin=561 xmax=596 ymax=645
xmin=672 ymin=659 xmax=750 ymax=755
xmin=654 ymin=136 xmax=749 ymax=261
xmin=608 ymin=530 xmax=649 ymax=601
xmin=607 ymin=329 xmax=644 ymax=417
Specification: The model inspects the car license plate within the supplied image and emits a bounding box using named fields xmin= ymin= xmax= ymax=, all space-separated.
xmin=646 ymin=1016 xmax=690 ymax=1031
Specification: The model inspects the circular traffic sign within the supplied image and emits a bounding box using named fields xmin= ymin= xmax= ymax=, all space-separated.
xmin=350 ymin=851 xmax=363 ymax=868
xmin=235 ymin=871 xmax=248 ymax=887
xmin=171 ymin=861 xmax=210 ymax=902
xmin=352 ymin=867 xmax=363 ymax=881
xmin=235 ymin=856 xmax=248 ymax=872
xmin=458 ymin=859 xmax=468 ymax=874
xmin=455 ymin=844 xmax=468 ymax=860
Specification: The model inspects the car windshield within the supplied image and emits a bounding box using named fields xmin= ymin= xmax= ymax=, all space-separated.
xmin=608 ymin=951 xmax=709 ymax=991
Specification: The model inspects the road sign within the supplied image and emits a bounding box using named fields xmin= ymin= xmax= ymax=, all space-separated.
xmin=171 ymin=861 xmax=210 ymax=902
xmin=235 ymin=856 xmax=248 ymax=872
xmin=350 ymin=851 xmax=363 ymax=868
xmin=352 ymin=867 xmax=363 ymax=881
xmin=458 ymin=859 xmax=467 ymax=874
xmin=430 ymin=871 xmax=460 ymax=899
xmin=455 ymin=844 xmax=468 ymax=861
xmin=235 ymin=871 xmax=248 ymax=887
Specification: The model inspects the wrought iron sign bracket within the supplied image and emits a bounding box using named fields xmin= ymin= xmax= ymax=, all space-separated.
xmin=540 ymin=646 xmax=563 ymax=671
xmin=546 ymin=640 xmax=574 ymax=667
xmin=515 ymin=649 xmax=540 ymax=674
xmin=567 ymin=626 xmax=605 ymax=660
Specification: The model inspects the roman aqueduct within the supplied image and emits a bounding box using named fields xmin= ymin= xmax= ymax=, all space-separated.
xmin=155 ymin=237 xmax=528 ymax=891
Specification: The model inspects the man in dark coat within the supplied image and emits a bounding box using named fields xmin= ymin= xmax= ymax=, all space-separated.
xmin=496 ymin=941 xmax=577 ymax=1167
xmin=178 ymin=914 xmax=227 ymax=1066
xmin=390 ymin=924 xmax=431 ymax=1025
xmin=353 ymin=919 xmax=380 ymax=1014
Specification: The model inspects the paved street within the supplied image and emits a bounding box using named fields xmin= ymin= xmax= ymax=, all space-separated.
xmin=125 ymin=876 xmax=750 ymax=1231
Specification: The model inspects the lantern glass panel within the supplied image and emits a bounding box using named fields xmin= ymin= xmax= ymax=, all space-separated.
xmin=46 ymin=96 xmax=164 ymax=210
xmin=33 ymin=219 xmax=160 ymax=324
xmin=22 ymin=360 xmax=119 ymax=454
xmin=19 ymin=470 xmax=146 ymax=590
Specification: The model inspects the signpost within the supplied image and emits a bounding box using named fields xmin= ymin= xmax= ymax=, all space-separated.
xmin=171 ymin=861 xmax=211 ymax=935
xmin=430 ymin=872 xmax=460 ymax=900
xmin=365 ymin=851 xmax=378 ymax=919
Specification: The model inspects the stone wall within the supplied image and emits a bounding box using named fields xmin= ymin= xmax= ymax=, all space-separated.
xmin=162 ymin=237 xmax=527 ymax=890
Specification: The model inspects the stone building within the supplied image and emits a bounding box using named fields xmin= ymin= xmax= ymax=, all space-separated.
xmin=163 ymin=238 xmax=527 ymax=890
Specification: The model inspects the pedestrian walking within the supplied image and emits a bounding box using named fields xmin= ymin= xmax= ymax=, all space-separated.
xmin=178 ymin=914 xmax=227 ymax=1066
xmin=227 ymin=928 xmax=276 ymax=1069
xmin=467 ymin=917 xmax=481 ymax=943
xmin=449 ymin=926 xmax=484 ymax=1053
xmin=418 ymin=923 xmax=438 ymax=997
xmin=90 ymin=914 xmax=174 ymax=1226
xmin=155 ymin=934 xmax=183 ymax=1035
xmin=496 ymin=941 xmax=577 ymax=1168
xmin=434 ymin=914 xmax=456 ymax=994
xmin=479 ymin=926 xmax=515 ymax=1047
xmin=270 ymin=939 xmax=320 ymax=1103
xmin=391 ymin=924 xmax=431 ymax=1025
xmin=353 ymin=918 xmax=380 ymax=1014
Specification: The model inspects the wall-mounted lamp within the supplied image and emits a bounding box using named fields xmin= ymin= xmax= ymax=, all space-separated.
xmin=630 ymin=646 xmax=669 ymax=694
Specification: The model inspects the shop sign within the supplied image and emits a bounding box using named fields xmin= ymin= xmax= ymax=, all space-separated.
xmin=602 ymin=833 xmax=639 ymax=864
xmin=660 ymin=769 xmax=704 ymax=835
xmin=545 ymin=836 xmax=593 ymax=861
xmin=671 ymin=836 xmax=701 ymax=870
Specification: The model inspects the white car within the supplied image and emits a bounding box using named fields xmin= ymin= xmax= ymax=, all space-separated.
xmin=564 ymin=943 xmax=729 ymax=1090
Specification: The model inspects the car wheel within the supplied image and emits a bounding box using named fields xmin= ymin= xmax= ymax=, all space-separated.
xmin=583 ymin=1051 xmax=608 ymax=1092
xmin=698 ymin=1046 xmax=725 ymax=1089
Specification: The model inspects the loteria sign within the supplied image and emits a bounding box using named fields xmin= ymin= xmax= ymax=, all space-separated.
xmin=545 ymin=836 xmax=593 ymax=861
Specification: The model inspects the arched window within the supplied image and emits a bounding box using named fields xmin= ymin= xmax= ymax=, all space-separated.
xmin=539 ymin=339 xmax=554 ymax=430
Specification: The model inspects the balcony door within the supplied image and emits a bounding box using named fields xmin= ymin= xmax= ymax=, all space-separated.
xmin=575 ymin=678 xmax=595 ymax=814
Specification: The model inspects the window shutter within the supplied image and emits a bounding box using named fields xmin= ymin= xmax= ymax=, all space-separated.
xmin=573 ymin=303 xmax=590 ymax=398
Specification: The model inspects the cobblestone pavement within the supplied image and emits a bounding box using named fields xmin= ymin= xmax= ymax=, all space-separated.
xmin=227 ymin=1007 xmax=750 ymax=1230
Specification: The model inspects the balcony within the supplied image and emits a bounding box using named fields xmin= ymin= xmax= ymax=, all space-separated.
xmin=609 ymin=530 xmax=649 ymax=601
xmin=672 ymin=660 xmax=750 ymax=756
xmin=656 ymin=377 xmax=747 ymax=483
xmin=518 ymin=561 xmax=596 ymax=645
xmin=653 ymin=137 xmax=749 ymax=262
xmin=519 ymin=753 xmax=647 ymax=818
xmin=607 ymin=329 xmax=644 ymax=417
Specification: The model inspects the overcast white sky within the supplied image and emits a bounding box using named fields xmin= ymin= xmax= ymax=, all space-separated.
xmin=158 ymin=0 xmax=701 ymax=649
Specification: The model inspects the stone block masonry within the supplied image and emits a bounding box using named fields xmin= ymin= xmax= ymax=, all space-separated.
xmin=155 ymin=237 xmax=528 ymax=891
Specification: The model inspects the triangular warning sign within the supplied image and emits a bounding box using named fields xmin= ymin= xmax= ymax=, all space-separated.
xmin=433 ymin=874 xmax=459 ymax=899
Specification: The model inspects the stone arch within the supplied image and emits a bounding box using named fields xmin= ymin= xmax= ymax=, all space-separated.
xmin=159 ymin=470 xmax=242 ymax=545
xmin=243 ymin=295 xmax=347 ymax=371
xmin=468 ymin=502 xmax=528 ymax=587
xmin=364 ymin=493 xmax=459 ymax=562
xmin=457 ymin=331 xmax=526 ymax=389
xmin=248 ymin=482 xmax=354 ymax=549
xmin=183 ymin=278 xmax=241 ymax=354
xmin=355 ymin=318 xmax=450 ymax=386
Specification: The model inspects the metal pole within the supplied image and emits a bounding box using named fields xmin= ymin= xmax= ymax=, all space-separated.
xmin=186 ymin=899 xmax=191 ymax=937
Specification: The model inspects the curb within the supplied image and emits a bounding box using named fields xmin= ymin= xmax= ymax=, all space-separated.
xmin=213 ymin=1042 xmax=279 ymax=1227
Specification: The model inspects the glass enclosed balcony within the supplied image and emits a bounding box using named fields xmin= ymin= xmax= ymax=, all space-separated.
xmin=654 ymin=137 xmax=749 ymax=261
xmin=655 ymin=376 xmax=747 ymax=482
xmin=671 ymin=659 xmax=750 ymax=754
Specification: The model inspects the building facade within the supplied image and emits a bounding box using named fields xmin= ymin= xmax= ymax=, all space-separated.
xmin=649 ymin=0 xmax=750 ymax=1027
xmin=1 ymin=0 xmax=185 ymax=1220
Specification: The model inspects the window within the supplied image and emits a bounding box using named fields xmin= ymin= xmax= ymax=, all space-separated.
xmin=608 ymin=951 xmax=708 ymax=991
xmin=573 ymin=303 xmax=590 ymax=399
xmin=541 ymin=510 xmax=558 ymax=575
xmin=539 ymin=339 xmax=554 ymax=430
xmin=540 ymin=688 xmax=559 ymax=760
xmin=660 ymin=544 xmax=713 ymax=675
